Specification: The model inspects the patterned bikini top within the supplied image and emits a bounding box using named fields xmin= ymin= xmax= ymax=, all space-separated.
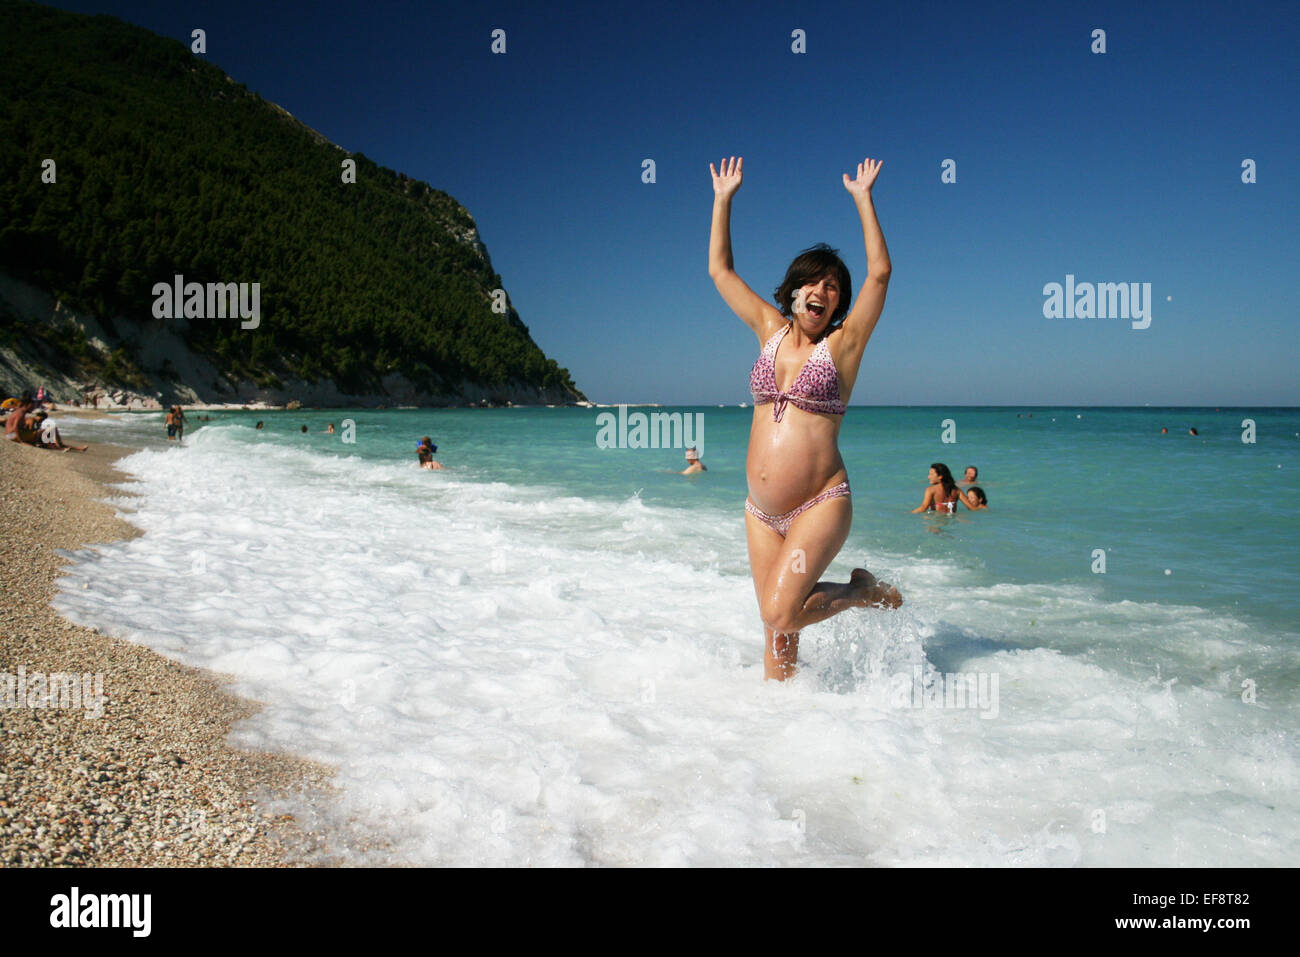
xmin=749 ymin=324 xmax=848 ymax=422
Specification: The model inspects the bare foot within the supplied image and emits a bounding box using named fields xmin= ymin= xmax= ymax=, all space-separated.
xmin=850 ymin=568 xmax=903 ymax=609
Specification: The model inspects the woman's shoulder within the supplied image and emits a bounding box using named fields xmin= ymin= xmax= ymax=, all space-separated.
xmin=822 ymin=322 xmax=853 ymax=356
xmin=760 ymin=317 xmax=790 ymax=341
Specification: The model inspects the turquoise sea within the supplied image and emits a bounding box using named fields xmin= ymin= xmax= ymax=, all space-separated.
xmin=52 ymin=405 xmax=1300 ymax=865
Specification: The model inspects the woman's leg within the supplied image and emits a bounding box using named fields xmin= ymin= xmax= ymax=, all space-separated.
xmin=765 ymin=627 xmax=799 ymax=681
xmin=759 ymin=495 xmax=902 ymax=639
xmin=745 ymin=509 xmax=800 ymax=680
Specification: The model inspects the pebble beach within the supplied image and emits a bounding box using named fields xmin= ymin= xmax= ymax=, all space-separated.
xmin=0 ymin=427 xmax=334 ymax=866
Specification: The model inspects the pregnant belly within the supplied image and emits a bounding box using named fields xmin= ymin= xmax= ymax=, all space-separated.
xmin=746 ymin=413 xmax=845 ymax=514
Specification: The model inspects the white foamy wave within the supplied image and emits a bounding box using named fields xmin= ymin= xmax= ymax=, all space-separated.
xmin=50 ymin=428 xmax=1300 ymax=865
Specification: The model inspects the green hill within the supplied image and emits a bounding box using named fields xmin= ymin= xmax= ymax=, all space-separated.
xmin=0 ymin=0 xmax=584 ymax=406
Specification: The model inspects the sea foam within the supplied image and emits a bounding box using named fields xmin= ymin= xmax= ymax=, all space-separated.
xmin=50 ymin=421 xmax=1300 ymax=865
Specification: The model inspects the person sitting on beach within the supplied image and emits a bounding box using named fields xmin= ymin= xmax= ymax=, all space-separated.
xmin=5 ymin=393 xmax=34 ymax=442
xmin=912 ymin=463 xmax=978 ymax=514
xmin=680 ymin=446 xmax=706 ymax=474
xmin=417 ymin=437 xmax=444 ymax=470
xmin=34 ymin=412 xmax=87 ymax=452
xmin=962 ymin=465 xmax=978 ymax=484
xmin=17 ymin=410 xmax=43 ymax=446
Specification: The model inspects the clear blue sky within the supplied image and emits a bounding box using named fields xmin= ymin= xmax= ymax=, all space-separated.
xmin=47 ymin=0 xmax=1299 ymax=405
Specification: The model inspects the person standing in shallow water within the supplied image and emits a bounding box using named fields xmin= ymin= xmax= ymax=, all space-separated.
xmin=913 ymin=463 xmax=962 ymax=513
xmin=709 ymin=155 xmax=902 ymax=682
xmin=417 ymin=437 xmax=443 ymax=470
xmin=913 ymin=464 xmax=986 ymax=513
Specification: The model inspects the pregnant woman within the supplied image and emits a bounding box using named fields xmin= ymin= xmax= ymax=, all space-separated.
xmin=709 ymin=155 xmax=902 ymax=681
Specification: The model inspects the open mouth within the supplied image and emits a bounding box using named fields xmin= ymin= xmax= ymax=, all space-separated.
xmin=807 ymin=301 xmax=825 ymax=319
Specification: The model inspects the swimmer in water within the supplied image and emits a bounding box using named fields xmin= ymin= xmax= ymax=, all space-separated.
xmin=961 ymin=464 xmax=978 ymax=484
xmin=710 ymin=154 xmax=902 ymax=682
xmin=681 ymin=447 xmax=706 ymax=474
xmin=417 ymin=436 xmax=444 ymax=470
xmin=912 ymin=463 xmax=977 ymax=514
xmin=965 ymin=486 xmax=988 ymax=510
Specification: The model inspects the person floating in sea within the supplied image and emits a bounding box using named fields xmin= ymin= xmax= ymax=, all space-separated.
xmin=255 ymin=421 xmax=264 ymax=430
xmin=417 ymin=436 xmax=443 ymax=470
xmin=912 ymin=463 xmax=982 ymax=513
xmin=709 ymin=154 xmax=902 ymax=682
xmin=965 ymin=486 xmax=988 ymax=509
xmin=323 ymin=423 xmax=336 ymax=434
xmin=961 ymin=465 xmax=978 ymax=484
xmin=680 ymin=447 xmax=706 ymax=474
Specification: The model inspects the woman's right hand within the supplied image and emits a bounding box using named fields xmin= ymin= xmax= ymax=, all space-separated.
xmin=710 ymin=155 xmax=743 ymax=198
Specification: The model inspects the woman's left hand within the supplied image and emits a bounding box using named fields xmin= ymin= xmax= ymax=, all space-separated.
xmin=842 ymin=157 xmax=883 ymax=198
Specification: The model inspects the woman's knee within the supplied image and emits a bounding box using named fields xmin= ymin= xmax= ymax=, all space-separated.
xmin=760 ymin=593 xmax=803 ymax=635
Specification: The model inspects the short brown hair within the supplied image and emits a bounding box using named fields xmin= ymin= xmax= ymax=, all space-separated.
xmin=773 ymin=243 xmax=853 ymax=327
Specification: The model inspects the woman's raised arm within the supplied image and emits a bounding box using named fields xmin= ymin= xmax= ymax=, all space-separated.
xmin=709 ymin=156 xmax=785 ymax=341
xmin=837 ymin=158 xmax=892 ymax=359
